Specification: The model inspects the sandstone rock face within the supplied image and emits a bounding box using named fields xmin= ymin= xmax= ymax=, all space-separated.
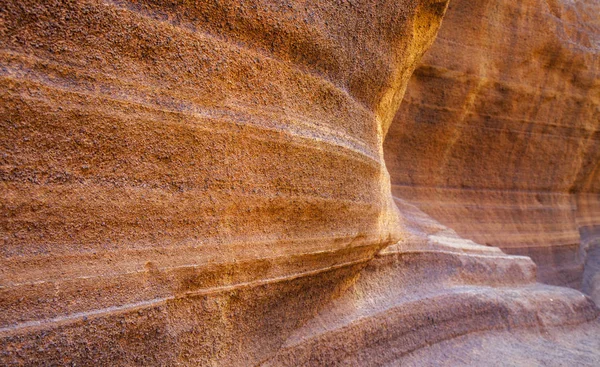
xmin=0 ymin=0 xmax=450 ymax=365
xmin=262 ymin=198 xmax=598 ymax=365
xmin=384 ymin=0 xmax=600 ymax=290
xmin=1 ymin=0 xmax=600 ymax=366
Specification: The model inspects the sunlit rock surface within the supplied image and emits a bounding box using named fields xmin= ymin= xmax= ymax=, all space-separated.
xmin=1 ymin=0 xmax=599 ymax=365
xmin=263 ymin=199 xmax=598 ymax=365
xmin=384 ymin=0 xmax=600 ymax=291
xmin=0 ymin=0 xmax=449 ymax=365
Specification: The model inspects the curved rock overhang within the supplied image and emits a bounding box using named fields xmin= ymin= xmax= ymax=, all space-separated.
xmin=0 ymin=0 xmax=451 ymax=364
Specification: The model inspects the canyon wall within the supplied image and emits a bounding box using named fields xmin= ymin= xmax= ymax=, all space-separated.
xmin=0 ymin=0 xmax=451 ymax=365
xmin=1 ymin=0 xmax=599 ymax=365
xmin=384 ymin=0 xmax=600 ymax=291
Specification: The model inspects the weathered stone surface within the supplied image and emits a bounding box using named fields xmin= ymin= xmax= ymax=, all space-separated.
xmin=401 ymin=320 xmax=600 ymax=366
xmin=0 ymin=0 xmax=450 ymax=365
xmin=384 ymin=0 xmax=600 ymax=290
xmin=261 ymin=198 xmax=599 ymax=365
xmin=1 ymin=0 xmax=600 ymax=365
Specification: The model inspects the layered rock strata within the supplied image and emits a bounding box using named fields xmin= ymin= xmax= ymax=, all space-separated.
xmin=384 ymin=0 xmax=600 ymax=290
xmin=1 ymin=0 xmax=599 ymax=365
xmin=0 ymin=0 xmax=450 ymax=365
xmin=262 ymin=199 xmax=599 ymax=365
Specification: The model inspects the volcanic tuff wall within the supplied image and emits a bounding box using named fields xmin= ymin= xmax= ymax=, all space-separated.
xmin=1 ymin=0 xmax=600 ymax=366
xmin=384 ymin=0 xmax=600 ymax=292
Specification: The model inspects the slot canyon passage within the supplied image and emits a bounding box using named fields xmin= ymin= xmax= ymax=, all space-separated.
xmin=0 ymin=0 xmax=599 ymax=365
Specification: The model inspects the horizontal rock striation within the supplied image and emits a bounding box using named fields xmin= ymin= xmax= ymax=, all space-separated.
xmin=0 ymin=0 xmax=451 ymax=365
xmin=400 ymin=319 xmax=600 ymax=366
xmin=262 ymin=199 xmax=599 ymax=366
xmin=1 ymin=0 xmax=599 ymax=365
xmin=384 ymin=0 xmax=600 ymax=290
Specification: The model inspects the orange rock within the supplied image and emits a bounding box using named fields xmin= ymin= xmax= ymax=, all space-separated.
xmin=0 ymin=0 xmax=449 ymax=364
xmin=384 ymin=0 xmax=600 ymax=290
xmin=1 ymin=0 xmax=599 ymax=365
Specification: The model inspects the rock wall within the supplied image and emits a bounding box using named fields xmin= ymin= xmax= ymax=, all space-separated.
xmin=1 ymin=0 xmax=599 ymax=365
xmin=384 ymin=0 xmax=600 ymax=290
xmin=0 ymin=0 xmax=450 ymax=365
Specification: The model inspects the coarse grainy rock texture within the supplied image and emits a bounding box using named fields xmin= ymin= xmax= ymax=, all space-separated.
xmin=0 ymin=0 xmax=447 ymax=365
xmin=384 ymin=0 xmax=600 ymax=292
xmin=1 ymin=0 xmax=599 ymax=366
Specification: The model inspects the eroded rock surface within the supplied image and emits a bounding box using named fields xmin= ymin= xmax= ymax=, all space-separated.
xmin=384 ymin=0 xmax=600 ymax=290
xmin=1 ymin=0 xmax=599 ymax=366
xmin=262 ymin=199 xmax=598 ymax=366
xmin=0 ymin=0 xmax=449 ymax=365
